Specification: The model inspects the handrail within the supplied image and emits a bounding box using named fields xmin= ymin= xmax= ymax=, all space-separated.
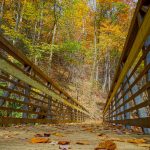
xmin=0 ymin=35 xmax=90 ymax=125
xmin=103 ymin=0 xmax=150 ymax=131
xmin=0 ymin=35 xmax=88 ymax=113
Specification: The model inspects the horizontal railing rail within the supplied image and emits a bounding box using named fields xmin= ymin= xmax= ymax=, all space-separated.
xmin=0 ymin=35 xmax=90 ymax=125
xmin=103 ymin=0 xmax=150 ymax=133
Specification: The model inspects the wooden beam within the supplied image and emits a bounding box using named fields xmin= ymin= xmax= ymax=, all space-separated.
xmin=0 ymin=35 xmax=88 ymax=113
xmin=0 ymin=56 xmax=89 ymax=116
xmin=0 ymin=117 xmax=73 ymax=124
xmin=104 ymin=8 xmax=150 ymax=114
xmin=109 ymin=117 xmax=150 ymax=128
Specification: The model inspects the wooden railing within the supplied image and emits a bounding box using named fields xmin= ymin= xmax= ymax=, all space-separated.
xmin=0 ymin=36 xmax=90 ymax=125
xmin=104 ymin=0 xmax=150 ymax=133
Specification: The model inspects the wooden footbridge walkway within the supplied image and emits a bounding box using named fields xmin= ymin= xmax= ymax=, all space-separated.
xmin=0 ymin=0 xmax=150 ymax=136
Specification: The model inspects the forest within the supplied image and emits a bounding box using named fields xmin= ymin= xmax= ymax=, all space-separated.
xmin=0 ymin=0 xmax=136 ymax=118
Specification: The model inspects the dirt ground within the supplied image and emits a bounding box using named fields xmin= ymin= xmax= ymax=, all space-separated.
xmin=0 ymin=121 xmax=150 ymax=150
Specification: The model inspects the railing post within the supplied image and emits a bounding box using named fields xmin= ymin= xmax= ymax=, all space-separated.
xmin=47 ymin=97 xmax=52 ymax=120
xmin=79 ymin=111 xmax=81 ymax=122
xmin=125 ymin=73 xmax=144 ymax=132
xmin=75 ymin=109 xmax=77 ymax=122
xmin=47 ymin=83 xmax=52 ymax=120
xmin=0 ymin=66 xmax=30 ymax=107
xmin=81 ymin=112 xmax=83 ymax=122
xmin=143 ymin=35 xmax=150 ymax=133
xmin=70 ymin=107 xmax=72 ymax=122
xmin=22 ymin=66 xmax=31 ymax=119
xmin=144 ymin=36 xmax=150 ymax=107
xmin=123 ymin=76 xmax=131 ymax=129
xmin=22 ymin=84 xmax=31 ymax=119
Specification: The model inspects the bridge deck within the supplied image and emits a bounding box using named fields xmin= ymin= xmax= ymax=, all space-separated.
xmin=0 ymin=122 xmax=150 ymax=150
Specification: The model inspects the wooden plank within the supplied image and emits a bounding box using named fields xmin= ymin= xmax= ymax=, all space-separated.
xmin=111 ymin=62 xmax=150 ymax=111
xmin=112 ymin=100 xmax=149 ymax=117
xmin=109 ymin=117 xmax=150 ymax=128
xmin=112 ymin=46 xmax=150 ymax=108
xmin=104 ymin=8 xmax=150 ymax=114
xmin=0 ymin=85 xmax=48 ymax=104
xmin=0 ymin=117 xmax=74 ymax=124
xmin=105 ymin=0 xmax=144 ymax=108
xmin=0 ymin=76 xmax=63 ymax=109
xmin=0 ymin=96 xmax=59 ymax=112
xmin=0 ymin=36 xmax=88 ymax=113
xmin=0 ymin=74 xmax=48 ymax=99
xmin=112 ymin=81 xmax=150 ymax=114
xmin=0 ymin=96 xmax=44 ymax=109
xmin=0 ymin=106 xmax=48 ymax=116
xmin=0 ymin=56 xmax=89 ymax=116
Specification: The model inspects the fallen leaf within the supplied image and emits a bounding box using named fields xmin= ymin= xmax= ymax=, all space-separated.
xmin=95 ymin=140 xmax=116 ymax=150
xmin=58 ymin=141 xmax=70 ymax=145
xmin=34 ymin=134 xmax=43 ymax=137
xmin=98 ymin=133 xmax=105 ymax=137
xmin=31 ymin=137 xmax=49 ymax=143
xmin=82 ymin=128 xmax=93 ymax=132
xmin=110 ymin=138 xmax=125 ymax=142
xmin=76 ymin=140 xmax=90 ymax=145
xmin=53 ymin=133 xmax=64 ymax=137
xmin=44 ymin=133 xmax=51 ymax=137
xmin=127 ymin=139 xmax=146 ymax=144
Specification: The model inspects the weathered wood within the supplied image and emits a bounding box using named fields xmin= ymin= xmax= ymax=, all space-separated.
xmin=104 ymin=3 xmax=150 ymax=114
xmin=0 ymin=117 xmax=74 ymax=124
xmin=105 ymin=0 xmax=144 ymax=109
xmin=109 ymin=117 xmax=150 ymax=128
xmin=112 ymin=101 xmax=149 ymax=118
xmin=0 ymin=35 xmax=88 ymax=113
xmin=0 ymin=56 xmax=89 ymax=115
xmin=0 ymin=74 xmax=49 ymax=100
xmin=0 ymin=106 xmax=48 ymax=116
xmin=0 ymin=96 xmax=45 ymax=109
xmin=0 ymin=85 xmax=48 ymax=104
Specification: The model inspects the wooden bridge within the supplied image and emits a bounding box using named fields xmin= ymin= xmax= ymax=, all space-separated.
xmin=103 ymin=0 xmax=150 ymax=134
xmin=0 ymin=0 xmax=150 ymax=135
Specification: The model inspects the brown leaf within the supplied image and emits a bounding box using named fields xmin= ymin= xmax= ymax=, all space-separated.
xmin=53 ymin=132 xmax=64 ymax=137
xmin=31 ymin=137 xmax=49 ymax=143
xmin=76 ymin=140 xmax=90 ymax=145
xmin=82 ymin=128 xmax=93 ymax=132
xmin=58 ymin=141 xmax=70 ymax=145
xmin=95 ymin=140 xmax=116 ymax=150
xmin=44 ymin=133 xmax=51 ymax=137
xmin=98 ymin=133 xmax=105 ymax=137
xmin=34 ymin=134 xmax=43 ymax=137
xmin=127 ymin=138 xmax=146 ymax=144
xmin=110 ymin=138 xmax=125 ymax=142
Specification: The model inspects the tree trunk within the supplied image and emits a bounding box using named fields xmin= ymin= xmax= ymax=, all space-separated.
xmin=13 ymin=0 xmax=22 ymax=45
xmin=48 ymin=23 xmax=57 ymax=75
xmin=95 ymin=61 xmax=99 ymax=82
xmin=102 ymin=51 xmax=108 ymax=92
xmin=91 ymin=17 xmax=98 ymax=85
xmin=108 ymin=50 xmax=111 ymax=91
xmin=37 ymin=0 xmax=44 ymax=41
xmin=0 ymin=0 xmax=4 ymax=33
